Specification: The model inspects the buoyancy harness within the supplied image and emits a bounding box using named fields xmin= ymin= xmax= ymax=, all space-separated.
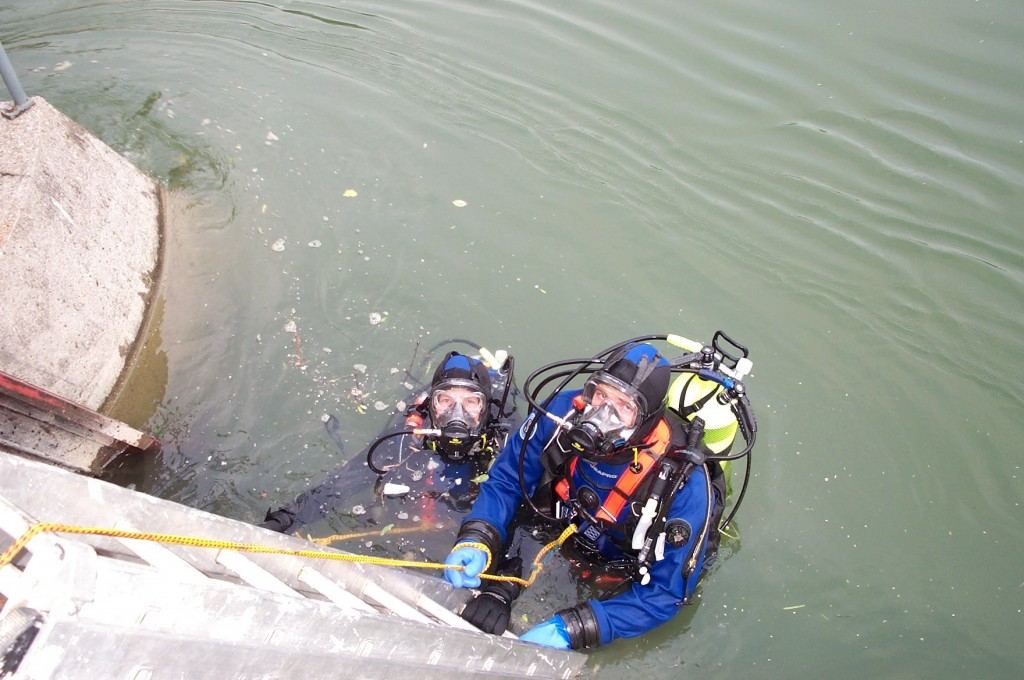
xmin=546 ymin=412 xmax=728 ymax=586
xmin=552 ymin=418 xmax=674 ymax=525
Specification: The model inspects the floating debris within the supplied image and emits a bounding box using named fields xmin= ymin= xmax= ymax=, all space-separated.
xmin=353 ymin=364 xmax=367 ymax=374
xmin=320 ymin=413 xmax=331 ymax=423
xmin=308 ymin=240 xmax=322 ymax=248
xmin=373 ymin=401 xmax=387 ymax=411
xmin=395 ymin=400 xmax=407 ymax=411
xmin=382 ymin=483 xmax=410 ymax=497
xmin=271 ymin=238 xmax=286 ymax=252
xmin=352 ymin=504 xmax=366 ymax=516
xmin=369 ymin=312 xmax=382 ymax=325
xmin=266 ymin=131 xmax=279 ymax=142
xmin=343 ymin=189 xmax=358 ymax=198
xmin=283 ymin=320 xmax=297 ymax=333
xmin=452 ymin=199 xmax=467 ymax=207
xmin=54 ymin=61 xmax=73 ymax=72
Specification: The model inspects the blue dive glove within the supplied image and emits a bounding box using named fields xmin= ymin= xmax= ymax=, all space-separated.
xmin=444 ymin=543 xmax=488 ymax=588
xmin=520 ymin=615 xmax=571 ymax=650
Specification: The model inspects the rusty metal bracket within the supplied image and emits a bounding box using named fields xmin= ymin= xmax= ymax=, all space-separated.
xmin=0 ymin=370 xmax=160 ymax=472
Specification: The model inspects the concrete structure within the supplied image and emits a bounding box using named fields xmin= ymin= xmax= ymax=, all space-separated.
xmin=0 ymin=96 xmax=162 ymax=472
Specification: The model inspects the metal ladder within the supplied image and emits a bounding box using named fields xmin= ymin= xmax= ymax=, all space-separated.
xmin=0 ymin=453 xmax=585 ymax=679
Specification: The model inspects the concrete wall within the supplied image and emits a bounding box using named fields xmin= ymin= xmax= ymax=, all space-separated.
xmin=0 ymin=96 xmax=161 ymax=411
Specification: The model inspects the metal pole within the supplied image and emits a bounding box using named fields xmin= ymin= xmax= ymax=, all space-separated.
xmin=1 ymin=39 xmax=35 ymax=119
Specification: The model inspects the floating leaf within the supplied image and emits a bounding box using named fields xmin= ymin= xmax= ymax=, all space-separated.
xmin=343 ymin=189 xmax=358 ymax=197
xmin=380 ymin=523 xmax=395 ymax=535
xmin=470 ymin=474 xmax=489 ymax=483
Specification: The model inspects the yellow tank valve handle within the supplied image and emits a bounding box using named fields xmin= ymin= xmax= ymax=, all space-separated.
xmin=666 ymin=334 xmax=702 ymax=353
xmin=478 ymin=347 xmax=501 ymax=370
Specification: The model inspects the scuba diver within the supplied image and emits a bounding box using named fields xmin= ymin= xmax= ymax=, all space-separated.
xmin=259 ymin=341 xmax=520 ymax=544
xmin=443 ymin=333 xmax=757 ymax=650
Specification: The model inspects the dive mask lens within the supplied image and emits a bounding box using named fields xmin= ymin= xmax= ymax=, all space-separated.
xmin=582 ymin=376 xmax=642 ymax=428
xmin=430 ymin=381 xmax=486 ymax=432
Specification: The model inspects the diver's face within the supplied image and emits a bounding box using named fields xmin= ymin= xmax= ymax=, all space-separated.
xmin=587 ymin=381 xmax=639 ymax=428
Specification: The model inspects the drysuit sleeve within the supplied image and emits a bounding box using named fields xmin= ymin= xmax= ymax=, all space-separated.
xmin=581 ymin=465 xmax=713 ymax=647
xmin=459 ymin=392 xmax=572 ymax=544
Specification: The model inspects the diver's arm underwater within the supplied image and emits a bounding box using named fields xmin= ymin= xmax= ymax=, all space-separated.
xmin=259 ymin=412 xmax=408 ymax=533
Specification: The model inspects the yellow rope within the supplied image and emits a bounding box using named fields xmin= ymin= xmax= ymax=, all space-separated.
xmin=0 ymin=522 xmax=446 ymax=571
xmin=0 ymin=521 xmax=579 ymax=587
xmin=489 ymin=523 xmax=576 ymax=588
xmin=309 ymin=524 xmax=433 ymax=546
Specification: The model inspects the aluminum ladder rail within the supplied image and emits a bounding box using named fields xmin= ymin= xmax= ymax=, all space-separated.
xmin=0 ymin=453 xmax=585 ymax=679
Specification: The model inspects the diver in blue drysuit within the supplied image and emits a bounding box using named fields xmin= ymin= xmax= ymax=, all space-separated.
xmin=259 ymin=349 xmax=518 ymax=541
xmin=443 ymin=342 xmax=725 ymax=650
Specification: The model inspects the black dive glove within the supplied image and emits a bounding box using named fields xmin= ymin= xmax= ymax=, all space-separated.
xmin=460 ymin=556 xmax=523 ymax=635
xmin=258 ymin=507 xmax=296 ymax=533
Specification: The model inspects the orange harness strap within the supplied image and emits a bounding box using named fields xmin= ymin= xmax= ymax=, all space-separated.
xmin=555 ymin=419 xmax=672 ymax=524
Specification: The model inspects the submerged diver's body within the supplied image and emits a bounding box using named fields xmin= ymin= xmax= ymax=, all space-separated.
xmin=260 ymin=348 xmax=520 ymax=554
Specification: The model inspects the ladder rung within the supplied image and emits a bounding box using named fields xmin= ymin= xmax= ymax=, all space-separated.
xmin=215 ymin=550 xmax=297 ymax=596
xmin=297 ymin=566 xmax=377 ymax=614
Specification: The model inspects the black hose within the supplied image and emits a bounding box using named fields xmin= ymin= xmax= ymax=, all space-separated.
xmin=365 ymin=429 xmax=420 ymax=475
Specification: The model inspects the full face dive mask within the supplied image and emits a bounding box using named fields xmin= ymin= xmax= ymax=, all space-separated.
xmin=566 ymin=374 xmax=643 ymax=460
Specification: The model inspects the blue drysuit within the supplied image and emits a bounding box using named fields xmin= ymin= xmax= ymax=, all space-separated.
xmin=463 ymin=389 xmax=715 ymax=645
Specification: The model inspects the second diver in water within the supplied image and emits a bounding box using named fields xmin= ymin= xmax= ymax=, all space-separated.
xmin=259 ymin=344 xmax=520 ymax=551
